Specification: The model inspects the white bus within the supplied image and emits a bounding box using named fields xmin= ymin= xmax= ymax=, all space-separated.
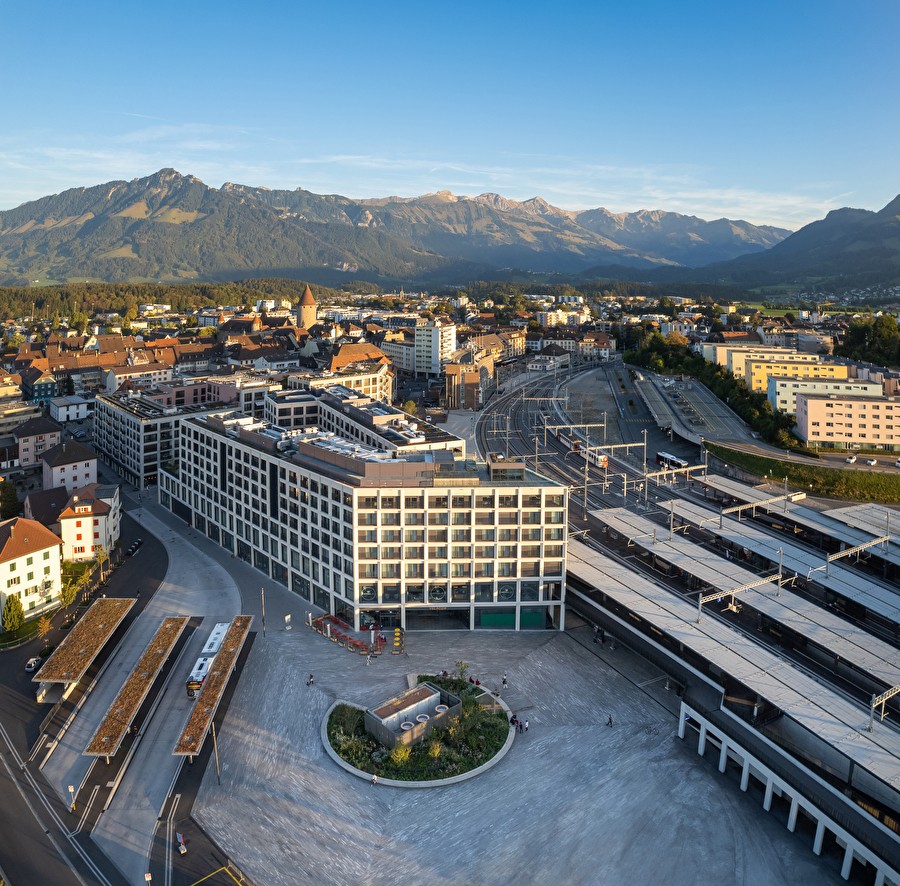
xmin=186 ymin=655 xmax=215 ymax=696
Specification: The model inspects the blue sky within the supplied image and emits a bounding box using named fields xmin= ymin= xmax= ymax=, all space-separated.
xmin=2 ymin=0 xmax=897 ymax=229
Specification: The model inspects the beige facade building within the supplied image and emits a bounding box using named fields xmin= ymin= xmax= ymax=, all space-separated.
xmin=58 ymin=483 xmax=121 ymax=561
xmin=795 ymin=395 xmax=900 ymax=451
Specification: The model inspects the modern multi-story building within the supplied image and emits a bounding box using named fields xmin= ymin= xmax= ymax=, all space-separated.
xmin=263 ymin=386 xmax=465 ymax=455
xmin=0 ymin=375 xmax=41 ymax=438
xmin=286 ymin=362 xmax=394 ymax=404
xmin=767 ymin=376 xmax=883 ymax=415
xmin=159 ymin=396 xmax=568 ymax=631
xmin=795 ymin=394 xmax=900 ymax=452
xmin=380 ymin=320 xmax=457 ymax=378
xmin=0 ymin=517 xmax=62 ymax=618
xmin=93 ymin=391 xmax=227 ymax=488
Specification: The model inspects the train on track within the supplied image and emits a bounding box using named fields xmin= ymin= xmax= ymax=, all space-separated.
xmin=553 ymin=426 xmax=609 ymax=469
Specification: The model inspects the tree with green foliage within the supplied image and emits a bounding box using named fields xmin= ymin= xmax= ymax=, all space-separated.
xmin=402 ymin=399 xmax=418 ymax=415
xmin=0 ymin=482 xmax=20 ymax=520
xmin=59 ymin=578 xmax=79 ymax=611
xmin=2 ymin=595 xmax=24 ymax=633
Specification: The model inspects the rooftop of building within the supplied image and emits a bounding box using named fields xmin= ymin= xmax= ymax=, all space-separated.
xmin=23 ymin=487 xmax=70 ymax=525
xmin=96 ymin=390 xmax=231 ymax=420
xmin=0 ymin=517 xmax=61 ymax=562
xmin=185 ymin=410 xmax=560 ymax=489
xmin=42 ymin=440 xmax=97 ymax=468
xmin=14 ymin=416 xmax=62 ymax=438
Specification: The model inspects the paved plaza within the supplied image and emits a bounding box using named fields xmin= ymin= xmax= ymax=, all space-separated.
xmin=194 ymin=622 xmax=845 ymax=886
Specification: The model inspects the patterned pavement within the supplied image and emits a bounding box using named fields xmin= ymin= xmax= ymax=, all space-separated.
xmin=193 ymin=623 xmax=845 ymax=886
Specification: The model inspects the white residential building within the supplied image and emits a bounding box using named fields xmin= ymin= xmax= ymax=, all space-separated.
xmin=0 ymin=517 xmax=62 ymax=618
xmin=767 ymin=376 xmax=883 ymax=416
xmin=58 ymin=484 xmax=122 ymax=561
xmin=49 ymin=396 xmax=92 ymax=423
xmin=42 ymin=441 xmax=98 ymax=494
xmin=414 ymin=320 xmax=457 ymax=378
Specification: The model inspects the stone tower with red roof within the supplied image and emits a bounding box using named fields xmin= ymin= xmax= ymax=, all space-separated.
xmin=297 ymin=285 xmax=317 ymax=331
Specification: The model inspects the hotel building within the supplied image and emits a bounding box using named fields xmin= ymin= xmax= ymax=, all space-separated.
xmin=158 ymin=388 xmax=568 ymax=631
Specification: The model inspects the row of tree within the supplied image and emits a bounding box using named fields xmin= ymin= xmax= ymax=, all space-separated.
xmin=624 ymin=328 xmax=798 ymax=449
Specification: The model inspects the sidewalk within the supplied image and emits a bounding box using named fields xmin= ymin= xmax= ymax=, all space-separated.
xmin=42 ymin=495 xmax=242 ymax=885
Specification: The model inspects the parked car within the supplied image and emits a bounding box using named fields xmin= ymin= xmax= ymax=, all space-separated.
xmin=895 ymin=459 xmax=900 ymax=468
xmin=866 ymin=458 xmax=878 ymax=466
xmin=25 ymin=657 xmax=42 ymax=672
xmin=845 ymin=455 xmax=857 ymax=463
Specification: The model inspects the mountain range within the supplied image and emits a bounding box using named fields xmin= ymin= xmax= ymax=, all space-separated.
xmin=0 ymin=169 xmax=896 ymax=288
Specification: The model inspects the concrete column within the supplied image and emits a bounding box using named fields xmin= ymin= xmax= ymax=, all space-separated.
xmin=763 ymin=779 xmax=774 ymax=812
xmin=469 ymin=606 xmax=475 ymax=631
xmin=698 ymin=724 xmax=707 ymax=757
xmin=557 ymin=603 xmax=566 ymax=631
xmin=740 ymin=759 xmax=750 ymax=792
xmin=787 ymin=797 xmax=799 ymax=832
xmin=841 ymin=844 xmax=854 ymax=881
xmin=678 ymin=711 xmax=687 ymax=740
xmin=813 ymin=819 xmax=826 ymax=856
xmin=874 ymin=869 xmax=885 ymax=886
xmin=718 ymin=739 xmax=728 ymax=773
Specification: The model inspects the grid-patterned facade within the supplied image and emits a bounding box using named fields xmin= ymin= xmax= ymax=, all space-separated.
xmin=159 ymin=413 xmax=567 ymax=631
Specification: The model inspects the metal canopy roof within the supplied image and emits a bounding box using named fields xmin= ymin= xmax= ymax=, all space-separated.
xmin=567 ymin=540 xmax=900 ymax=793
xmin=590 ymin=507 xmax=900 ymax=689
xmin=669 ymin=500 xmax=900 ymax=626
xmin=696 ymin=476 xmax=900 ymax=570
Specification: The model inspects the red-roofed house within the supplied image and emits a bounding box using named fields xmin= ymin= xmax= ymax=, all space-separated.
xmin=58 ymin=484 xmax=121 ymax=562
xmin=0 ymin=517 xmax=62 ymax=618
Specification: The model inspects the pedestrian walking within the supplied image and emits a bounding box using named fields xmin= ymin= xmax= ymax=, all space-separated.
xmin=524 ymin=719 xmax=529 ymax=732
xmin=307 ymin=674 xmax=315 ymax=687
xmin=600 ymin=628 xmax=606 ymax=644
xmin=371 ymin=773 xmax=378 ymax=786
xmin=518 ymin=719 xmax=524 ymax=734
xmin=501 ymin=675 xmax=509 ymax=690
xmin=607 ymin=714 xmax=613 ymax=727
xmin=366 ymin=654 xmax=372 ymax=666
xmin=510 ymin=715 xmax=518 ymax=729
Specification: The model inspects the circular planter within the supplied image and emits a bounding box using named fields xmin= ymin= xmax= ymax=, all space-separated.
xmin=322 ymin=696 xmax=516 ymax=789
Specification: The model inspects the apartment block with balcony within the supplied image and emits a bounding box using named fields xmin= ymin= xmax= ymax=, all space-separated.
xmin=93 ymin=391 xmax=228 ymax=488
xmin=795 ymin=394 xmax=900 ymax=451
xmin=158 ymin=410 xmax=567 ymax=632
xmin=767 ymin=376 xmax=883 ymax=416
xmin=745 ymin=359 xmax=849 ymax=393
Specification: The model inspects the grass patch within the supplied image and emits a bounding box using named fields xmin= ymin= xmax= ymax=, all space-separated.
xmin=327 ymin=681 xmax=508 ymax=781
xmin=706 ymin=443 xmax=900 ymax=504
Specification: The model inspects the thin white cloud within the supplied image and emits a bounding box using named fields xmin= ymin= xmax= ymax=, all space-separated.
xmin=0 ymin=135 xmax=871 ymax=229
